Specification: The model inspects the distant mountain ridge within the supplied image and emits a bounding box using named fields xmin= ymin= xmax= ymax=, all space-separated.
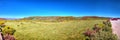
xmin=0 ymin=18 xmax=19 ymax=20
xmin=0 ymin=16 xmax=117 ymax=20
xmin=5 ymin=18 xmax=19 ymax=20
xmin=21 ymin=16 xmax=111 ymax=20
xmin=0 ymin=18 xmax=6 ymax=20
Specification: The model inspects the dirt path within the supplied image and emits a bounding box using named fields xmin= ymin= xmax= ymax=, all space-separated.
xmin=110 ymin=20 xmax=120 ymax=40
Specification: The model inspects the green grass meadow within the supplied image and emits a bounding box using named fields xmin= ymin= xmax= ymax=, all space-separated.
xmin=5 ymin=20 xmax=106 ymax=40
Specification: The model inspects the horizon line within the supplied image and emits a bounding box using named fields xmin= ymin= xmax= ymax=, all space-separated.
xmin=0 ymin=16 xmax=119 ymax=18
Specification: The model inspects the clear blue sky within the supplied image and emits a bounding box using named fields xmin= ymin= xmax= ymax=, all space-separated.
xmin=0 ymin=0 xmax=120 ymax=18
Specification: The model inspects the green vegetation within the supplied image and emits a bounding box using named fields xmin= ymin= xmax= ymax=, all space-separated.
xmin=0 ymin=16 xmax=116 ymax=40
xmin=5 ymin=20 xmax=107 ymax=40
xmin=94 ymin=21 xmax=117 ymax=40
xmin=83 ymin=20 xmax=117 ymax=40
xmin=2 ymin=26 xmax=16 ymax=35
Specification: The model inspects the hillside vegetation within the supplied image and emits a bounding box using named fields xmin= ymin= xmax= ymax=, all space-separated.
xmin=0 ymin=16 xmax=117 ymax=40
xmin=20 ymin=16 xmax=110 ymax=22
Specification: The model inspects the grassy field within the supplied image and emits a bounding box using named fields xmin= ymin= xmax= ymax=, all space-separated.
xmin=5 ymin=20 xmax=106 ymax=40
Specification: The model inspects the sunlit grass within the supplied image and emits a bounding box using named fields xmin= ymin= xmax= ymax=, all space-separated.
xmin=5 ymin=20 xmax=106 ymax=40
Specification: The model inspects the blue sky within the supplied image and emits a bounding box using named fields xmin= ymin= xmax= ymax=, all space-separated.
xmin=0 ymin=0 xmax=120 ymax=18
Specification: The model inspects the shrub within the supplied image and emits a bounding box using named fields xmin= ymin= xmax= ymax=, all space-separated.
xmin=2 ymin=26 xmax=16 ymax=35
xmin=93 ymin=31 xmax=117 ymax=40
xmin=92 ymin=20 xmax=117 ymax=40
xmin=84 ymin=20 xmax=117 ymax=40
